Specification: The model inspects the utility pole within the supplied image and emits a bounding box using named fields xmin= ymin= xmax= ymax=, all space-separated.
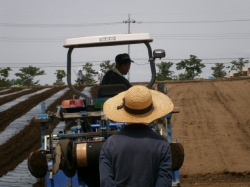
xmin=123 ymin=14 xmax=136 ymax=81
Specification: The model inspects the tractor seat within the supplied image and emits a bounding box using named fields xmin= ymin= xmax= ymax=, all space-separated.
xmin=97 ymin=84 xmax=127 ymax=98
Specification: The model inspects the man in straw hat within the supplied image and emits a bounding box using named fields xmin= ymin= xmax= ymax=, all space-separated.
xmin=99 ymin=85 xmax=173 ymax=187
xmin=101 ymin=53 xmax=133 ymax=89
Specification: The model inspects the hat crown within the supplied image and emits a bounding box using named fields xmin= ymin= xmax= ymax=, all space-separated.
xmin=124 ymin=86 xmax=152 ymax=110
xmin=115 ymin=53 xmax=133 ymax=64
xmin=103 ymin=85 xmax=174 ymax=124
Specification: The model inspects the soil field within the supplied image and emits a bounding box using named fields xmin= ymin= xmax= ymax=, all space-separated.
xmin=0 ymin=78 xmax=250 ymax=187
xmin=168 ymin=78 xmax=250 ymax=186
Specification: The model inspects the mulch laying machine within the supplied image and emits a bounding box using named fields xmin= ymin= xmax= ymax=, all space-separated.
xmin=28 ymin=33 xmax=184 ymax=187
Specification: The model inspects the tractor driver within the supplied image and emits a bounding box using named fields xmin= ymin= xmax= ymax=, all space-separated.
xmin=101 ymin=53 xmax=133 ymax=89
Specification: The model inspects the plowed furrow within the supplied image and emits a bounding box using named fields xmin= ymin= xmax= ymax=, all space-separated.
xmin=0 ymin=87 xmax=44 ymax=106
xmin=0 ymin=86 xmax=85 ymax=177
xmin=0 ymin=88 xmax=25 ymax=95
xmin=0 ymin=87 xmax=65 ymax=132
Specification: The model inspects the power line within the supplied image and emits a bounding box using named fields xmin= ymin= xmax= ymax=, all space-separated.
xmin=0 ymin=18 xmax=250 ymax=28
xmin=142 ymin=19 xmax=250 ymax=24
xmin=131 ymin=12 xmax=250 ymax=16
xmin=152 ymin=33 xmax=250 ymax=38
xmin=1 ymin=12 xmax=249 ymax=18
xmin=0 ymin=62 xmax=243 ymax=69
xmin=1 ymin=57 xmax=249 ymax=68
xmin=0 ymin=37 xmax=65 ymax=42
xmin=153 ymin=37 xmax=250 ymax=40
xmin=152 ymin=33 xmax=250 ymax=35
xmin=1 ymin=32 xmax=250 ymax=42
xmin=0 ymin=22 xmax=122 ymax=27
xmin=1 ymin=57 xmax=249 ymax=64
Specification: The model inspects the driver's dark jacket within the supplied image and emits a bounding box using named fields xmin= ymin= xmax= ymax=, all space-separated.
xmin=101 ymin=70 xmax=132 ymax=90
xmin=99 ymin=124 xmax=172 ymax=187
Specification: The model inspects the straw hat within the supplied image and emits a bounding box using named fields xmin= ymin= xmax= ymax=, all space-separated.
xmin=103 ymin=85 xmax=174 ymax=124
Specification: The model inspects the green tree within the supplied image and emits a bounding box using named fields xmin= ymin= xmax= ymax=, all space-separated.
xmin=0 ymin=67 xmax=12 ymax=87
xmin=211 ymin=63 xmax=227 ymax=78
xmin=176 ymin=55 xmax=205 ymax=80
xmin=0 ymin=67 xmax=12 ymax=78
xmin=177 ymin=73 xmax=187 ymax=80
xmin=100 ymin=60 xmax=115 ymax=73
xmin=226 ymin=66 xmax=231 ymax=73
xmin=81 ymin=62 xmax=96 ymax=84
xmin=230 ymin=58 xmax=249 ymax=76
xmin=156 ymin=61 xmax=174 ymax=81
xmin=54 ymin=70 xmax=66 ymax=85
xmin=10 ymin=79 xmax=23 ymax=85
xmin=15 ymin=65 xmax=46 ymax=86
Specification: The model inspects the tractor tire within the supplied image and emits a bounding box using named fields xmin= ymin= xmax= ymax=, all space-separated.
xmin=58 ymin=139 xmax=76 ymax=177
xmin=28 ymin=150 xmax=48 ymax=178
xmin=170 ymin=142 xmax=184 ymax=171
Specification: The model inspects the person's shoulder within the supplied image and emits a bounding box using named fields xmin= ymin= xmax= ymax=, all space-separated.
xmin=108 ymin=70 xmax=122 ymax=79
xmin=104 ymin=69 xmax=113 ymax=75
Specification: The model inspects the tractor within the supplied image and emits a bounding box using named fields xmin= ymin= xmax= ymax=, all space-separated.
xmin=28 ymin=33 xmax=184 ymax=187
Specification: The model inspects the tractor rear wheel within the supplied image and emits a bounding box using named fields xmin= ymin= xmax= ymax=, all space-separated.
xmin=170 ymin=142 xmax=184 ymax=171
xmin=58 ymin=139 xmax=76 ymax=177
xmin=28 ymin=150 xmax=48 ymax=178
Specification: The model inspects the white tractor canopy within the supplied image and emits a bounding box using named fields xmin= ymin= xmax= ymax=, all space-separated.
xmin=63 ymin=33 xmax=153 ymax=48
xmin=64 ymin=32 xmax=161 ymax=98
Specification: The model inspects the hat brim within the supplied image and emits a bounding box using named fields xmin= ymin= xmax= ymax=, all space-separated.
xmin=103 ymin=89 xmax=174 ymax=124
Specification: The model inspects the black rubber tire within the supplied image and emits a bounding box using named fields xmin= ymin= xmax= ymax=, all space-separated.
xmin=170 ymin=142 xmax=185 ymax=171
xmin=58 ymin=139 xmax=76 ymax=177
xmin=28 ymin=150 xmax=48 ymax=178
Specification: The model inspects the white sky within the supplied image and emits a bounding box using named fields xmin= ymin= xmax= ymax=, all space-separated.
xmin=1 ymin=0 xmax=250 ymax=85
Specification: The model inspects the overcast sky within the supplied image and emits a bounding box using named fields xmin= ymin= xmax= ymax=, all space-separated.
xmin=1 ymin=0 xmax=250 ymax=85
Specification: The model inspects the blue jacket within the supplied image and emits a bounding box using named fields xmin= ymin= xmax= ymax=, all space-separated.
xmin=99 ymin=124 xmax=172 ymax=187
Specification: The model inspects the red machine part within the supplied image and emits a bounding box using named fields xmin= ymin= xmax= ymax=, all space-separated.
xmin=61 ymin=99 xmax=84 ymax=108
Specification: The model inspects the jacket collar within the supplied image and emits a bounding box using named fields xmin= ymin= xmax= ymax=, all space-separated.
xmin=112 ymin=67 xmax=122 ymax=76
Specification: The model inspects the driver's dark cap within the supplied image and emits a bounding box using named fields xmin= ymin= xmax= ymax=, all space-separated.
xmin=115 ymin=53 xmax=134 ymax=64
